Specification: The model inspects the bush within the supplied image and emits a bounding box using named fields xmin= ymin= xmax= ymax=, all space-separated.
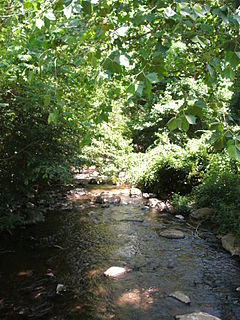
xmin=130 ymin=135 xmax=209 ymax=198
xmin=193 ymin=162 xmax=240 ymax=239
xmin=170 ymin=193 xmax=192 ymax=215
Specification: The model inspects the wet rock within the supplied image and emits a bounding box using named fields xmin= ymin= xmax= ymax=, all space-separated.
xmin=130 ymin=188 xmax=142 ymax=198
xmin=101 ymin=203 xmax=110 ymax=208
xmin=104 ymin=266 xmax=128 ymax=278
xmin=95 ymin=192 xmax=109 ymax=204
xmin=169 ymin=291 xmax=191 ymax=304
xmin=190 ymin=207 xmax=214 ymax=220
xmin=147 ymin=198 xmax=166 ymax=211
xmin=108 ymin=196 xmax=121 ymax=205
xmin=221 ymin=233 xmax=240 ymax=256
xmin=56 ymin=284 xmax=66 ymax=295
xmin=147 ymin=198 xmax=175 ymax=213
xmin=165 ymin=201 xmax=175 ymax=214
xmin=143 ymin=193 xmax=150 ymax=198
xmin=175 ymin=312 xmax=221 ymax=320
xmin=159 ymin=229 xmax=185 ymax=239
xmin=175 ymin=215 xmax=185 ymax=221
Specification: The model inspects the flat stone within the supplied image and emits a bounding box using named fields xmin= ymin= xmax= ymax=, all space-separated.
xmin=104 ymin=266 xmax=128 ymax=278
xmin=169 ymin=291 xmax=191 ymax=304
xmin=159 ymin=229 xmax=185 ymax=239
xmin=221 ymin=233 xmax=240 ymax=256
xmin=175 ymin=312 xmax=221 ymax=320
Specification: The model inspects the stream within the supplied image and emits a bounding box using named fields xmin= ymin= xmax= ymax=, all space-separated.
xmin=0 ymin=185 xmax=240 ymax=319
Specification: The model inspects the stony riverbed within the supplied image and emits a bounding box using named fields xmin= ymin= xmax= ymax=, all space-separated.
xmin=0 ymin=185 xmax=240 ymax=319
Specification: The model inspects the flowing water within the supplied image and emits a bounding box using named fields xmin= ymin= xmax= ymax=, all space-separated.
xmin=0 ymin=186 xmax=240 ymax=319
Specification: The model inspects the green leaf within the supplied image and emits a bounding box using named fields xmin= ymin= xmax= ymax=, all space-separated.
xmin=207 ymin=64 xmax=214 ymax=77
xmin=36 ymin=18 xmax=44 ymax=29
xmin=227 ymin=142 xmax=240 ymax=161
xmin=82 ymin=0 xmax=92 ymax=14
xmin=44 ymin=93 xmax=51 ymax=107
xmin=164 ymin=7 xmax=176 ymax=19
xmin=167 ymin=117 xmax=178 ymax=131
xmin=195 ymin=100 xmax=206 ymax=109
xmin=48 ymin=112 xmax=57 ymax=124
xmin=145 ymin=72 xmax=159 ymax=84
xmin=135 ymin=81 xmax=145 ymax=96
xmin=191 ymin=36 xmax=206 ymax=48
xmin=214 ymin=136 xmax=225 ymax=151
xmin=180 ymin=117 xmax=189 ymax=132
xmin=185 ymin=114 xmax=196 ymax=124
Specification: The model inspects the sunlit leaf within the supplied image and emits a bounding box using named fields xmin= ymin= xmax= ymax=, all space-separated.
xmin=119 ymin=55 xmax=130 ymax=68
xmin=185 ymin=114 xmax=197 ymax=124
xmin=45 ymin=11 xmax=56 ymax=21
xmin=164 ymin=7 xmax=176 ymax=19
xmin=116 ymin=26 xmax=129 ymax=37
xmin=36 ymin=18 xmax=44 ymax=29
xmin=64 ymin=4 xmax=73 ymax=19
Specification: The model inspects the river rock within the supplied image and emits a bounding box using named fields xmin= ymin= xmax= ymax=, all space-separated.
xmin=221 ymin=233 xmax=240 ymax=256
xmin=147 ymin=198 xmax=166 ymax=211
xmin=190 ymin=207 xmax=214 ymax=220
xmin=108 ymin=196 xmax=121 ymax=205
xmin=169 ymin=291 xmax=191 ymax=304
xmin=175 ymin=312 xmax=221 ymax=320
xmin=175 ymin=215 xmax=185 ymax=221
xmin=104 ymin=266 xmax=128 ymax=278
xmin=130 ymin=187 xmax=142 ymax=198
xmin=159 ymin=229 xmax=185 ymax=239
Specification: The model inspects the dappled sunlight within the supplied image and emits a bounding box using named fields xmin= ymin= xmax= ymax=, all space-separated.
xmin=115 ymin=287 xmax=159 ymax=311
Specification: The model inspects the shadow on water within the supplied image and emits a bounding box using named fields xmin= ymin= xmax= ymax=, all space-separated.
xmin=0 ymin=187 xmax=240 ymax=319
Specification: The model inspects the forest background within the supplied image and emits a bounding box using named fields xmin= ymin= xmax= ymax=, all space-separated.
xmin=1 ymin=0 xmax=240 ymax=239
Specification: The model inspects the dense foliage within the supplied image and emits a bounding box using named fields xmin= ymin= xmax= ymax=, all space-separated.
xmin=0 ymin=0 xmax=240 ymax=238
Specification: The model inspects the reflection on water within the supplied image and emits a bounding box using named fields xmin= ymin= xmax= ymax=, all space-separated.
xmin=0 ymin=189 xmax=240 ymax=319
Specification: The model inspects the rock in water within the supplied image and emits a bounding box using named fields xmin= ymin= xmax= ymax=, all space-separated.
xmin=104 ymin=266 xmax=128 ymax=278
xmin=130 ymin=187 xmax=142 ymax=198
xmin=147 ymin=198 xmax=166 ymax=211
xmin=159 ymin=229 xmax=185 ymax=239
xmin=169 ymin=291 xmax=191 ymax=304
xmin=175 ymin=215 xmax=185 ymax=220
xmin=175 ymin=312 xmax=221 ymax=320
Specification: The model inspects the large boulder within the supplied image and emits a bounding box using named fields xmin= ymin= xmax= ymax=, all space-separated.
xmin=190 ymin=207 xmax=214 ymax=220
xmin=159 ymin=229 xmax=185 ymax=239
xmin=175 ymin=312 xmax=221 ymax=320
xmin=221 ymin=233 xmax=240 ymax=256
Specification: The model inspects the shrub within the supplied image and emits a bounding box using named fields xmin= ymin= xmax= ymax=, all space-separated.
xmin=130 ymin=135 xmax=209 ymax=197
xmin=170 ymin=193 xmax=192 ymax=215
